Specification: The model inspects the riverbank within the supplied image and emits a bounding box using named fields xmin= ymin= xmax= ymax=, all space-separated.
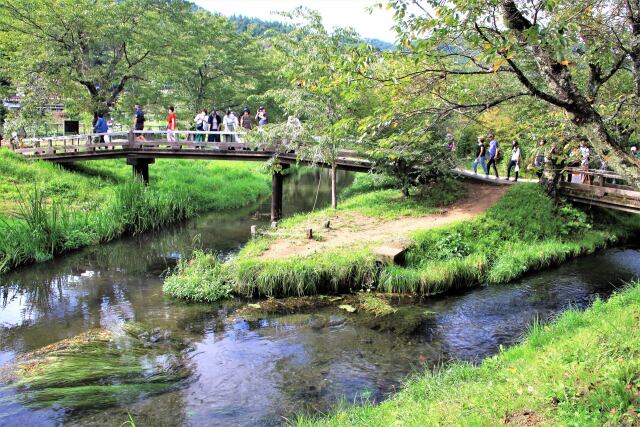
xmin=164 ymin=175 xmax=640 ymax=302
xmin=0 ymin=149 xmax=271 ymax=272
xmin=301 ymin=279 xmax=640 ymax=426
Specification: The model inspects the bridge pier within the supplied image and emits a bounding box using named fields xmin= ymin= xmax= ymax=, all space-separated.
xmin=271 ymin=165 xmax=289 ymax=221
xmin=127 ymin=157 xmax=155 ymax=185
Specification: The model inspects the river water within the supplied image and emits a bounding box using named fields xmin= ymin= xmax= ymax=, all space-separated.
xmin=0 ymin=169 xmax=639 ymax=426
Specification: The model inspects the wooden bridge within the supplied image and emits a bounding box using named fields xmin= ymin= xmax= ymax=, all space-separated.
xmin=11 ymin=130 xmax=640 ymax=216
xmin=12 ymin=130 xmax=373 ymax=221
xmin=456 ymin=167 xmax=640 ymax=214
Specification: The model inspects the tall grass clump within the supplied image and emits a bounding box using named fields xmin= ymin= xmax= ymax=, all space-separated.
xmin=163 ymin=250 xmax=233 ymax=302
xmin=232 ymin=248 xmax=378 ymax=298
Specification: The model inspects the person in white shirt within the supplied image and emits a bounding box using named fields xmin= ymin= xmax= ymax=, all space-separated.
xmin=194 ymin=109 xmax=207 ymax=143
xmin=579 ymin=142 xmax=591 ymax=184
xmin=506 ymin=140 xmax=520 ymax=181
xmin=223 ymin=110 xmax=238 ymax=142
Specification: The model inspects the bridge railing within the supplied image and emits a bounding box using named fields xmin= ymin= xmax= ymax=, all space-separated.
xmin=557 ymin=167 xmax=630 ymax=189
xmin=13 ymin=132 xmax=131 ymax=156
xmin=131 ymin=130 xmax=250 ymax=151
xmin=8 ymin=130 xmax=371 ymax=170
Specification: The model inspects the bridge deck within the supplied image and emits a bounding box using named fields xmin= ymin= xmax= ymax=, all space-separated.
xmin=9 ymin=130 xmax=640 ymax=214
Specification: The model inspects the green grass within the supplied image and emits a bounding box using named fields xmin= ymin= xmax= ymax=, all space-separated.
xmin=299 ymin=280 xmax=640 ymax=426
xmin=163 ymin=176 xmax=466 ymax=302
xmin=385 ymin=183 xmax=640 ymax=293
xmin=0 ymin=148 xmax=271 ymax=272
xmin=164 ymin=181 xmax=639 ymax=302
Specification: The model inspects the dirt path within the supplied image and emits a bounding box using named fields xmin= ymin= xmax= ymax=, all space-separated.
xmin=259 ymin=183 xmax=508 ymax=260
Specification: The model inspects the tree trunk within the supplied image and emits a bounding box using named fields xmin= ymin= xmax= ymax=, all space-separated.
xmin=501 ymin=0 xmax=640 ymax=189
xmin=331 ymin=162 xmax=337 ymax=209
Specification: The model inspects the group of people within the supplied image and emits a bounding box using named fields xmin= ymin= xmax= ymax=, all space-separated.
xmin=472 ymin=134 xmax=522 ymax=181
xmin=122 ymin=104 xmax=270 ymax=144
xmin=471 ymin=135 xmax=556 ymax=182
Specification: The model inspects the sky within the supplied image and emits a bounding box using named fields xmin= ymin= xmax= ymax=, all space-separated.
xmin=193 ymin=0 xmax=397 ymax=42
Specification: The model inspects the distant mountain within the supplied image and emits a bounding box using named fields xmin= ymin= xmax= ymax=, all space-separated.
xmin=228 ymin=15 xmax=396 ymax=51
xmin=229 ymin=15 xmax=293 ymax=37
xmin=363 ymin=38 xmax=395 ymax=51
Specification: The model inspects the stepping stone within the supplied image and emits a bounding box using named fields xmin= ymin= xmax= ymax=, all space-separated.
xmin=373 ymin=245 xmax=406 ymax=265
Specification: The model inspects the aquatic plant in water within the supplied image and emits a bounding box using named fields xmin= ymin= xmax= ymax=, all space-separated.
xmin=0 ymin=324 xmax=191 ymax=418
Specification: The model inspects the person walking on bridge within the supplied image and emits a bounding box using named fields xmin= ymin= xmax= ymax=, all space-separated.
xmin=94 ymin=113 xmax=108 ymax=144
xmin=473 ymin=137 xmax=488 ymax=175
xmin=167 ymin=106 xmax=177 ymax=143
xmin=486 ymin=134 xmax=500 ymax=179
xmin=506 ymin=140 xmax=520 ymax=181
xmin=133 ymin=105 xmax=146 ymax=142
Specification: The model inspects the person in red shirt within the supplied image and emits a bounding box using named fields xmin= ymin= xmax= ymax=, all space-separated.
xmin=167 ymin=106 xmax=177 ymax=143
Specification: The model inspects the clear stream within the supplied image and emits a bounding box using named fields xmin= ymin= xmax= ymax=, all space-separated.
xmin=0 ymin=169 xmax=639 ymax=426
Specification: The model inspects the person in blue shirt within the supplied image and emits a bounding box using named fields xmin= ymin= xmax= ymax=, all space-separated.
xmin=94 ymin=113 xmax=109 ymax=143
xmin=486 ymin=134 xmax=500 ymax=178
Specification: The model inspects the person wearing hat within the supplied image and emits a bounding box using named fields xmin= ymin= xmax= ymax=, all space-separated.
xmin=255 ymin=107 xmax=270 ymax=126
xmin=632 ymin=145 xmax=639 ymax=159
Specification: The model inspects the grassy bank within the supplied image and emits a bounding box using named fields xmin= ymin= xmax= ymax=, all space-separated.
xmin=300 ymin=280 xmax=640 ymax=426
xmin=164 ymin=175 xmax=640 ymax=302
xmin=0 ymin=149 xmax=270 ymax=272
xmin=164 ymin=176 xmax=466 ymax=301
xmin=380 ymin=183 xmax=640 ymax=294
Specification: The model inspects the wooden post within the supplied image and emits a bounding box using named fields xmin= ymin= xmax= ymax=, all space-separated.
xmin=127 ymin=158 xmax=155 ymax=185
xmin=271 ymin=165 xmax=289 ymax=221
xmin=331 ymin=162 xmax=338 ymax=209
xmin=306 ymin=228 xmax=313 ymax=239
xmin=127 ymin=130 xmax=135 ymax=148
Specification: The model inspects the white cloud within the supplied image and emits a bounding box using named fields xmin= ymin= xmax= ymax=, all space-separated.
xmin=193 ymin=0 xmax=397 ymax=42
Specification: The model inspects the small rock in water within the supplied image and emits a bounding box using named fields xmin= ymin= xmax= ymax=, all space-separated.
xmin=327 ymin=316 xmax=345 ymax=327
xmin=308 ymin=314 xmax=328 ymax=330
xmin=247 ymin=303 xmax=261 ymax=309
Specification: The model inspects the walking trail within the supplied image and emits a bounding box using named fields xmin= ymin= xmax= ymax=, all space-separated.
xmin=259 ymin=182 xmax=509 ymax=260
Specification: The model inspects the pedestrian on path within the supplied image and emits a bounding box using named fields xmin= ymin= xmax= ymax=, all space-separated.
xmin=473 ymin=137 xmax=488 ymax=175
xmin=486 ymin=134 xmax=500 ymax=178
xmin=507 ymin=140 xmax=520 ymax=181
xmin=533 ymin=138 xmax=546 ymax=179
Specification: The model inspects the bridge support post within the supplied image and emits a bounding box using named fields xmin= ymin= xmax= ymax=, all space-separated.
xmin=127 ymin=157 xmax=155 ymax=185
xmin=271 ymin=165 xmax=289 ymax=221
